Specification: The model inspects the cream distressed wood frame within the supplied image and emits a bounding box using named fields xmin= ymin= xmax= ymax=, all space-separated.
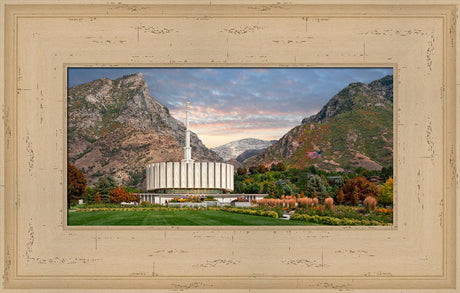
xmin=1 ymin=1 xmax=459 ymax=291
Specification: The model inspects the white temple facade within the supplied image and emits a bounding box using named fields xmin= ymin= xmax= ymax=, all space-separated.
xmin=146 ymin=161 xmax=234 ymax=194
xmin=146 ymin=102 xmax=234 ymax=194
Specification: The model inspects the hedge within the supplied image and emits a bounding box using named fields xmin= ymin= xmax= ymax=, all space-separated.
xmin=290 ymin=213 xmax=391 ymax=226
xmin=218 ymin=207 xmax=279 ymax=218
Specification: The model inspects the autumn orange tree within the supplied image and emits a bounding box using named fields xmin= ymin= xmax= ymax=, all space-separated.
xmin=94 ymin=193 xmax=102 ymax=203
xmin=67 ymin=163 xmax=87 ymax=206
xmin=343 ymin=176 xmax=377 ymax=204
xmin=110 ymin=186 xmax=140 ymax=204
xmin=336 ymin=187 xmax=345 ymax=204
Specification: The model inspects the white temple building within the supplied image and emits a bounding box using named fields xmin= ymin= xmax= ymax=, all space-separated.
xmin=145 ymin=102 xmax=234 ymax=195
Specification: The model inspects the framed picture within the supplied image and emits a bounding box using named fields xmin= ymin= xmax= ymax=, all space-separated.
xmin=66 ymin=67 xmax=394 ymax=227
xmin=1 ymin=1 xmax=458 ymax=291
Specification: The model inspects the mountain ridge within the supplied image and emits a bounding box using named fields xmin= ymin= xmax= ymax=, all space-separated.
xmin=302 ymin=75 xmax=393 ymax=124
xmin=211 ymin=138 xmax=276 ymax=162
xmin=244 ymin=75 xmax=393 ymax=171
xmin=68 ymin=73 xmax=222 ymax=188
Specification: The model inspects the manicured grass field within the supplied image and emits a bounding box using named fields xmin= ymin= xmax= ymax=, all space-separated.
xmin=68 ymin=209 xmax=319 ymax=226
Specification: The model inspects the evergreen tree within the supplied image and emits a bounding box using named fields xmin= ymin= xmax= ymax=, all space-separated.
xmin=306 ymin=175 xmax=328 ymax=202
xmin=94 ymin=175 xmax=117 ymax=203
xmin=85 ymin=186 xmax=96 ymax=204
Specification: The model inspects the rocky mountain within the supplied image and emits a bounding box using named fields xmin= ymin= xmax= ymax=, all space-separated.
xmin=211 ymin=138 xmax=276 ymax=162
xmin=302 ymin=75 xmax=393 ymax=124
xmin=67 ymin=73 xmax=221 ymax=189
xmin=244 ymin=75 xmax=393 ymax=171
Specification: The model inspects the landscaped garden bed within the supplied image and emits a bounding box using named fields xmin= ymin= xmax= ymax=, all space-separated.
xmin=254 ymin=195 xmax=393 ymax=226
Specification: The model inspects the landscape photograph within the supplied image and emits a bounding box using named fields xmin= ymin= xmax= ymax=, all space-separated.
xmin=67 ymin=67 xmax=394 ymax=226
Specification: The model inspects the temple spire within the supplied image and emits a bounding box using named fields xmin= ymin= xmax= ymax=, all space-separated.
xmin=182 ymin=101 xmax=194 ymax=163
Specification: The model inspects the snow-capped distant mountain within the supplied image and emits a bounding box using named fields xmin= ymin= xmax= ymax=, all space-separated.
xmin=212 ymin=138 xmax=276 ymax=162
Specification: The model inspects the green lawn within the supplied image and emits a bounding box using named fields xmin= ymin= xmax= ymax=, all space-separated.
xmin=68 ymin=210 xmax=319 ymax=226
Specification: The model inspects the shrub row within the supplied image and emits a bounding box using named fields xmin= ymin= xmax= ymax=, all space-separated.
xmin=290 ymin=213 xmax=391 ymax=226
xmin=76 ymin=206 xmax=203 ymax=212
xmin=219 ymin=207 xmax=279 ymax=218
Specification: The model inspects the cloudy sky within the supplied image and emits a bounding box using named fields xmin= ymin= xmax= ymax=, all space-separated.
xmin=68 ymin=67 xmax=393 ymax=148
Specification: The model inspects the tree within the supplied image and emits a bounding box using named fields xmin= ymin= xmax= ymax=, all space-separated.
xmin=307 ymin=165 xmax=317 ymax=174
xmin=94 ymin=192 xmax=102 ymax=203
xmin=67 ymin=163 xmax=87 ymax=206
xmin=343 ymin=176 xmax=377 ymax=204
xmin=110 ymin=186 xmax=140 ymax=204
xmin=247 ymin=183 xmax=262 ymax=194
xmin=351 ymin=186 xmax=359 ymax=206
xmin=306 ymin=175 xmax=328 ymax=202
xmin=270 ymin=162 xmax=286 ymax=172
xmin=336 ymin=187 xmax=345 ymax=204
xmin=276 ymin=162 xmax=286 ymax=172
xmin=85 ymin=186 xmax=96 ymax=204
xmin=94 ymin=175 xmax=117 ymax=203
xmin=381 ymin=166 xmax=393 ymax=180
xmin=354 ymin=166 xmax=367 ymax=176
xmin=378 ymin=177 xmax=393 ymax=206
xmin=263 ymin=181 xmax=278 ymax=198
xmin=297 ymin=173 xmax=309 ymax=191
xmin=248 ymin=166 xmax=258 ymax=174
xmin=234 ymin=181 xmax=245 ymax=193
xmin=257 ymin=164 xmax=268 ymax=173
xmin=236 ymin=167 xmax=247 ymax=176
xmin=282 ymin=184 xmax=293 ymax=196
xmin=311 ymin=189 xmax=318 ymax=199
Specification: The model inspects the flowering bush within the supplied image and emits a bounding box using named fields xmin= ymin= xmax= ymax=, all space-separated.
xmin=232 ymin=197 xmax=249 ymax=203
xmin=363 ymin=196 xmax=378 ymax=212
xmin=324 ymin=197 xmax=334 ymax=210
xmin=258 ymin=196 xmax=298 ymax=209
xmin=378 ymin=207 xmax=391 ymax=214
xmin=258 ymin=198 xmax=282 ymax=207
xmin=297 ymin=197 xmax=312 ymax=208
xmin=312 ymin=198 xmax=319 ymax=207
xmin=170 ymin=196 xmax=202 ymax=203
